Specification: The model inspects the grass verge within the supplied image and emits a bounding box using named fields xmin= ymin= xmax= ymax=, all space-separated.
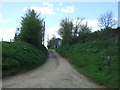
xmin=2 ymin=41 xmax=48 ymax=77
xmin=57 ymin=40 xmax=118 ymax=88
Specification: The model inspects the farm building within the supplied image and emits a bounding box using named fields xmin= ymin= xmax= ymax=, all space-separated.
xmin=52 ymin=38 xmax=62 ymax=48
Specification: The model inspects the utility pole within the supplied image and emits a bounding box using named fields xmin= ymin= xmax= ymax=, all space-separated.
xmin=42 ymin=21 xmax=45 ymax=45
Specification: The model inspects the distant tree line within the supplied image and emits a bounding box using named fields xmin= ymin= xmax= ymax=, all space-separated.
xmin=56 ymin=11 xmax=118 ymax=46
xmin=47 ymin=35 xmax=56 ymax=49
xmin=58 ymin=17 xmax=91 ymax=45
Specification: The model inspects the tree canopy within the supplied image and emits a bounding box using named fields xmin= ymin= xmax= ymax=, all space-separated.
xmin=17 ymin=9 xmax=44 ymax=47
xmin=58 ymin=17 xmax=91 ymax=45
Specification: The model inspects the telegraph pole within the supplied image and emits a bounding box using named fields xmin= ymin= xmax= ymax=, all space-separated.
xmin=42 ymin=21 xmax=45 ymax=45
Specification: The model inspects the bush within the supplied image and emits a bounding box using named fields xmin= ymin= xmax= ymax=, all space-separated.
xmin=2 ymin=42 xmax=48 ymax=77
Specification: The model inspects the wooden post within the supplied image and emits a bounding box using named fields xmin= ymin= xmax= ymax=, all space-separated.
xmin=42 ymin=21 xmax=45 ymax=45
xmin=107 ymin=56 xmax=111 ymax=67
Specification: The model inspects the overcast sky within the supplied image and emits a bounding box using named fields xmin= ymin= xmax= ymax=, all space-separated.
xmin=0 ymin=2 xmax=118 ymax=47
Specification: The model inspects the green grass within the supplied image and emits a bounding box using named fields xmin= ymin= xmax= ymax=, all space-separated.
xmin=2 ymin=41 xmax=48 ymax=77
xmin=48 ymin=48 xmax=56 ymax=50
xmin=57 ymin=40 xmax=118 ymax=88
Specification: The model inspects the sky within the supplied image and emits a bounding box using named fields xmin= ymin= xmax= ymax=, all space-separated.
xmin=0 ymin=2 xmax=118 ymax=47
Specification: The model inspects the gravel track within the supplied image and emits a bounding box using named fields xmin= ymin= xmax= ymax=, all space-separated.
xmin=2 ymin=50 xmax=103 ymax=88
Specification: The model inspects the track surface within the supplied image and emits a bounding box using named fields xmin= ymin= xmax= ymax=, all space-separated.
xmin=2 ymin=50 xmax=103 ymax=88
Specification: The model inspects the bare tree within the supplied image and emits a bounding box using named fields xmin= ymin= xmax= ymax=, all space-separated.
xmin=73 ymin=17 xmax=84 ymax=37
xmin=98 ymin=11 xmax=116 ymax=28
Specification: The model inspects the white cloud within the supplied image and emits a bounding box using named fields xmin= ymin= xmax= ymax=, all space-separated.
xmin=23 ymin=6 xmax=55 ymax=15
xmin=44 ymin=26 xmax=61 ymax=47
xmin=0 ymin=13 xmax=9 ymax=23
xmin=31 ymin=6 xmax=55 ymax=15
xmin=57 ymin=8 xmax=60 ymax=11
xmin=83 ymin=19 xmax=99 ymax=32
xmin=45 ymin=26 xmax=60 ymax=39
xmin=58 ymin=6 xmax=75 ymax=13
xmin=0 ymin=28 xmax=16 ymax=41
xmin=23 ymin=7 xmax=29 ymax=12
xmin=86 ymin=20 xmax=99 ymax=30
xmin=73 ymin=19 xmax=99 ymax=32
xmin=58 ymin=3 xmax=63 ymax=6
xmin=42 ymin=3 xmax=53 ymax=7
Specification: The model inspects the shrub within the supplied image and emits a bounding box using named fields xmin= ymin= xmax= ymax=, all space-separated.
xmin=2 ymin=42 xmax=48 ymax=77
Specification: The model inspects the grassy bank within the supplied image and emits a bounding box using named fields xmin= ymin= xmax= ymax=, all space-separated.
xmin=2 ymin=41 xmax=48 ymax=77
xmin=57 ymin=40 xmax=118 ymax=88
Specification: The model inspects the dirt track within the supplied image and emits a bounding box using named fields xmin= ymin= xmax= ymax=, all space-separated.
xmin=2 ymin=50 xmax=103 ymax=88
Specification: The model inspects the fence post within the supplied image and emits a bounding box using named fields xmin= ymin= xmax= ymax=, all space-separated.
xmin=107 ymin=56 xmax=111 ymax=67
